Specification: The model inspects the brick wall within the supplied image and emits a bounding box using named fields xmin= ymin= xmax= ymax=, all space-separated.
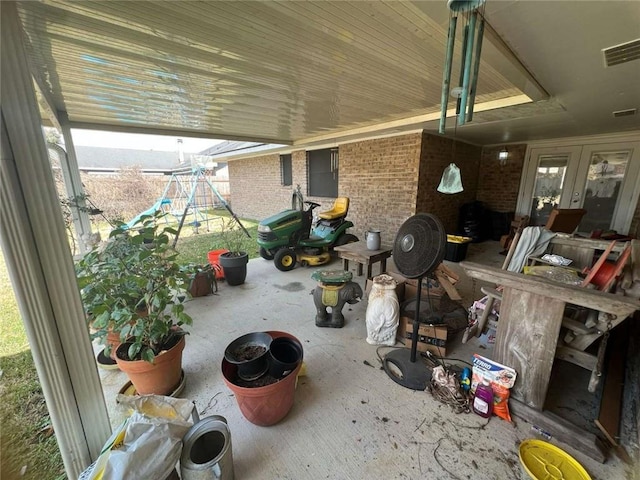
xmin=228 ymin=153 xmax=292 ymax=221
xmin=415 ymin=133 xmax=482 ymax=233
xmin=477 ymin=144 xmax=527 ymax=213
xmin=338 ymin=133 xmax=422 ymax=246
xmin=229 ymin=137 xmax=640 ymax=240
xmin=228 ymin=149 xmax=346 ymax=222
xmin=229 ymin=134 xmax=422 ymax=245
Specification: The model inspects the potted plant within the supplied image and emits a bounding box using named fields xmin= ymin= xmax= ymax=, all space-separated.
xmin=75 ymin=212 xmax=193 ymax=395
xmin=217 ymin=219 xmax=249 ymax=286
xmin=539 ymin=186 xmax=559 ymax=208
xmin=180 ymin=263 xmax=217 ymax=297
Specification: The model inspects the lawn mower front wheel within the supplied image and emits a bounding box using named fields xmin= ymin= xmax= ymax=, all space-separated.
xmin=274 ymin=248 xmax=297 ymax=271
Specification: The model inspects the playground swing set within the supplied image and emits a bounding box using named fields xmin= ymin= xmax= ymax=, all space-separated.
xmin=126 ymin=167 xmax=250 ymax=244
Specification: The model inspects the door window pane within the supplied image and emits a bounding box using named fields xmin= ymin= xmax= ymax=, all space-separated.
xmin=580 ymin=150 xmax=630 ymax=233
xmin=307 ymin=148 xmax=338 ymax=197
xmin=530 ymin=155 xmax=568 ymax=226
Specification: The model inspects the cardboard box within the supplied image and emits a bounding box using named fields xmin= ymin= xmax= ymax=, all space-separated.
xmin=396 ymin=316 xmax=447 ymax=356
xmin=365 ymin=271 xmax=406 ymax=302
xmin=404 ymin=277 xmax=445 ymax=300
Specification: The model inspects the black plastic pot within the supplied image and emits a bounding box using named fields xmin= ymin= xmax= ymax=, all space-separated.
xmin=268 ymin=337 xmax=303 ymax=378
xmin=224 ymin=332 xmax=272 ymax=381
xmin=219 ymin=252 xmax=248 ymax=286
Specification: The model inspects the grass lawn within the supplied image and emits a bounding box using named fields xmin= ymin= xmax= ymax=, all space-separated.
xmin=174 ymin=213 xmax=260 ymax=264
xmin=0 ymin=250 xmax=66 ymax=480
xmin=0 ymin=210 xmax=259 ymax=480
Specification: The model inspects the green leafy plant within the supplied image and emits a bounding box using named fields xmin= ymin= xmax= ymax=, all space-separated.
xmin=179 ymin=262 xmax=214 ymax=276
xmin=539 ymin=186 xmax=559 ymax=204
xmin=218 ymin=218 xmax=248 ymax=257
xmin=75 ymin=211 xmax=193 ymax=363
xmin=179 ymin=262 xmax=217 ymax=295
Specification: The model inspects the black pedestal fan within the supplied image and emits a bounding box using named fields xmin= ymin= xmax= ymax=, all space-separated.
xmin=383 ymin=213 xmax=447 ymax=390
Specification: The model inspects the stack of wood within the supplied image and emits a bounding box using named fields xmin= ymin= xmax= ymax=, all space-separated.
xmin=618 ymin=239 xmax=640 ymax=299
xmin=499 ymin=215 xmax=529 ymax=254
xmin=434 ymin=264 xmax=461 ymax=301
xmin=402 ymin=264 xmax=461 ymax=302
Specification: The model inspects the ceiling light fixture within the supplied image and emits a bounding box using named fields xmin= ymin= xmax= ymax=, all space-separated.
xmin=498 ymin=147 xmax=509 ymax=166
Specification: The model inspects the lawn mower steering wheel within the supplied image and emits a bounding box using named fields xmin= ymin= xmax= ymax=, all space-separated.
xmin=305 ymin=201 xmax=321 ymax=210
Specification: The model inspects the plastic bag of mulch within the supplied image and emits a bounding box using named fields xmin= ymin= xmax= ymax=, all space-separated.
xmin=82 ymin=395 xmax=194 ymax=480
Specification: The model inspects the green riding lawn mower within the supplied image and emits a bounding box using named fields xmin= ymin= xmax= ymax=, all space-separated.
xmin=257 ymin=187 xmax=358 ymax=271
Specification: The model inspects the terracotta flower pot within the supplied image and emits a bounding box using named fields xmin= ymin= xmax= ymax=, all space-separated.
xmin=115 ymin=335 xmax=185 ymax=395
xmin=106 ymin=329 xmax=123 ymax=360
xmin=221 ymin=331 xmax=302 ymax=426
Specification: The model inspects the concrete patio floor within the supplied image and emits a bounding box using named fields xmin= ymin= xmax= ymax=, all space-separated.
xmin=95 ymin=242 xmax=629 ymax=480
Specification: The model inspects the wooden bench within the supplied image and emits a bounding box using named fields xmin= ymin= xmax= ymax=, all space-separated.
xmin=333 ymin=242 xmax=391 ymax=279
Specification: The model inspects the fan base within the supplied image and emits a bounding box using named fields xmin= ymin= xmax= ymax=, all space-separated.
xmin=383 ymin=348 xmax=432 ymax=390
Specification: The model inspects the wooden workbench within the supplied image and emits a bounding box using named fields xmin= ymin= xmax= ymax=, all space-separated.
xmin=460 ymin=261 xmax=640 ymax=461
xmin=460 ymin=261 xmax=640 ymax=410
xmin=529 ymin=235 xmax=628 ymax=270
xmin=333 ymin=242 xmax=391 ymax=279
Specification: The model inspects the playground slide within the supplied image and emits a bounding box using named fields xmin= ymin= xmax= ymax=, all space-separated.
xmin=125 ymin=199 xmax=170 ymax=229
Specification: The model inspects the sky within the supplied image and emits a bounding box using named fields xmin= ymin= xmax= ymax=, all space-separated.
xmin=69 ymin=129 xmax=223 ymax=154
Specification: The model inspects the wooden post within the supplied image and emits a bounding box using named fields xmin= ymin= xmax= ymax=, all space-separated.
xmin=494 ymin=288 xmax=565 ymax=409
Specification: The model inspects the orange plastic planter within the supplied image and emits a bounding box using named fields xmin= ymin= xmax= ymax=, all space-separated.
xmin=208 ymin=249 xmax=229 ymax=280
xmin=222 ymin=331 xmax=303 ymax=426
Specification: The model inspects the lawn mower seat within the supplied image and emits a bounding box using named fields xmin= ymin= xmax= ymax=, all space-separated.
xmin=318 ymin=197 xmax=349 ymax=220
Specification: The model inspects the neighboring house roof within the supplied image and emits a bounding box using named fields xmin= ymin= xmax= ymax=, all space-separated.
xmin=75 ymin=145 xmax=185 ymax=172
xmin=73 ymin=145 xmax=228 ymax=174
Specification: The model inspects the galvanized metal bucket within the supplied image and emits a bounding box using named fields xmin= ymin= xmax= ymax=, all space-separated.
xmin=180 ymin=415 xmax=234 ymax=480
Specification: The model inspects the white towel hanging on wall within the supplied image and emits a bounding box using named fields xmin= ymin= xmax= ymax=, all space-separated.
xmin=437 ymin=163 xmax=464 ymax=194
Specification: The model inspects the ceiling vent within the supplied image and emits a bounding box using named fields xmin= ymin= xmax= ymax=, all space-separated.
xmin=612 ymin=108 xmax=637 ymax=118
xmin=603 ymin=39 xmax=640 ymax=67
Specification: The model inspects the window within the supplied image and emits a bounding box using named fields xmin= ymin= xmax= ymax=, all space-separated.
xmin=280 ymin=154 xmax=292 ymax=186
xmin=307 ymin=148 xmax=338 ymax=197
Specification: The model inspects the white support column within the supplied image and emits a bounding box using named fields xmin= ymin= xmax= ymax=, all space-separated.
xmin=0 ymin=3 xmax=111 ymax=479
xmin=57 ymin=111 xmax=94 ymax=255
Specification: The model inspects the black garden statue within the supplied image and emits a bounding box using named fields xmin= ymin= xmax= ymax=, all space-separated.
xmin=312 ymin=270 xmax=363 ymax=328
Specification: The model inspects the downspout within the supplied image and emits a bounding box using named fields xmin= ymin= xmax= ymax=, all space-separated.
xmin=1 ymin=4 xmax=111 ymax=479
xmin=47 ymin=138 xmax=93 ymax=255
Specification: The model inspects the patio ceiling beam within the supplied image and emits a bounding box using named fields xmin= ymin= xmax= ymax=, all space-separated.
xmin=481 ymin=21 xmax=548 ymax=102
xmin=1 ymin=4 xmax=111 ymax=478
xmin=294 ymin=94 xmax=532 ymax=147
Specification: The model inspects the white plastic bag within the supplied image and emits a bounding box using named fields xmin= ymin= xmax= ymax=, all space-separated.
xmin=437 ymin=163 xmax=463 ymax=194
xmin=85 ymin=395 xmax=194 ymax=480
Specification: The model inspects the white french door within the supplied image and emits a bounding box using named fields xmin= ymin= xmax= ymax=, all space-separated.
xmin=519 ymin=141 xmax=640 ymax=234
